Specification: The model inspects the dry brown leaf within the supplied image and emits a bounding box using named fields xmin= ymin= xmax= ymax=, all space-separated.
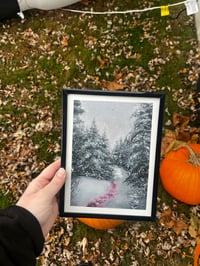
xmin=189 ymin=127 xmax=200 ymax=134
xmin=173 ymin=220 xmax=188 ymax=235
xmin=165 ymin=129 xmax=177 ymax=139
xmin=179 ymin=68 xmax=188 ymax=74
xmin=97 ymin=56 xmax=106 ymax=68
xmin=190 ymin=134 xmax=199 ymax=143
xmin=172 ymin=112 xmax=190 ymax=128
xmin=189 ymin=225 xmax=198 ymax=239
xmin=144 ymin=232 xmax=155 ymax=243
xmin=161 ymin=110 xmax=200 ymax=156
xmin=114 ymin=72 xmax=123 ymax=80
xmin=172 ymin=112 xmax=191 ymax=142
xmin=175 ymin=129 xmax=191 ymax=142
xmin=80 ymin=237 xmax=88 ymax=255
xmin=160 ymin=129 xmax=177 ymax=156
xmin=189 ymin=215 xmax=200 ymax=239
xmin=160 ymin=209 xmax=188 ymax=235
xmin=133 ymin=52 xmax=142 ymax=59
xmin=160 ymin=209 xmax=175 ymax=229
xmin=164 ymin=139 xmax=185 ymax=155
xmin=20 ymin=147 xmax=30 ymax=157
xmin=61 ymin=37 xmax=68 ymax=47
xmin=100 ymin=80 xmax=128 ymax=91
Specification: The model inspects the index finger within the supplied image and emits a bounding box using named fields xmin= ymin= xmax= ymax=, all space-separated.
xmin=25 ymin=159 xmax=61 ymax=194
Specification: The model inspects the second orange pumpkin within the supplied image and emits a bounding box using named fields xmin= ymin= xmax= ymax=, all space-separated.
xmin=78 ymin=217 xmax=125 ymax=230
xmin=160 ymin=144 xmax=200 ymax=205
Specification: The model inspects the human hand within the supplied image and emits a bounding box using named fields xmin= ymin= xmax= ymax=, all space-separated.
xmin=17 ymin=159 xmax=66 ymax=237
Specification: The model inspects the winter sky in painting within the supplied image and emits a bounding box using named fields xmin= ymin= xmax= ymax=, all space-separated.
xmin=81 ymin=100 xmax=138 ymax=148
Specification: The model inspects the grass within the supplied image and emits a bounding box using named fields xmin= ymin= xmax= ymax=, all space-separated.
xmin=0 ymin=192 xmax=13 ymax=208
xmin=0 ymin=0 xmax=199 ymax=265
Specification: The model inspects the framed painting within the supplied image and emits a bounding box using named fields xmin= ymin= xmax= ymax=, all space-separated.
xmin=60 ymin=89 xmax=165 ymax=221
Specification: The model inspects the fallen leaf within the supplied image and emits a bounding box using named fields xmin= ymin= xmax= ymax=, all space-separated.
xmin=179 ymin=68 xmax=188 ymax=74
xmin=161 ymin=110 xmax=200 ymax=157
xmin=172 ymin=112 xmax=190 ymax=129
xmin=175 ymin=130 xmax=191 ymax=142
xmin=163 ymin=139 xmax=185 ymax=156
xmin=160 ymin=209 xmax=188 ymax=235
xmin=173 ymin=220 xmax=188 ymax=235
xmin=190 ymin=134 xmax=199 ymax=143
xmin=97 ymin=56 xmax=106 ymax=68
xmin=133 ymin=52 xmax=142 ymax=59
xmin=100 ymin=80 xmax=128 ymax=91
xmin=61 ymin=37 xmax=68 ymax=47
xmin=79 ymin=237 xmax=88 ymax=255
xmin=160 ymin=209 xmax=175 ymax=229
xmin=189 ymin=215 xmax=200 ymax=239
xmin=114 ymin=72 xmax=123 ymax=80
xmin=160 ymin=129 xmax=177 ymax=156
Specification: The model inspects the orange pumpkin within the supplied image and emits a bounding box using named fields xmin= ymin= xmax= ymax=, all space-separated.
xmin=78 ymin=217 xmax=125 ymax=230
xmin=160 ymin=144 xmax=200 ymax=205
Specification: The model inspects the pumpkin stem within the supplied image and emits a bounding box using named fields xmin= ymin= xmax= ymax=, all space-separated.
xmin=176 ymin=144 xmax=200 ymax=167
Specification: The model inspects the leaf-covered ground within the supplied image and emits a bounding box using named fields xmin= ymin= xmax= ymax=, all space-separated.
xmin=0 ymin=0 xmax=200 ymax=265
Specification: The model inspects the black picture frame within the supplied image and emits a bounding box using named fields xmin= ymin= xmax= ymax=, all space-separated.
xmin=60 ymin=88 xmax=165 ymax=221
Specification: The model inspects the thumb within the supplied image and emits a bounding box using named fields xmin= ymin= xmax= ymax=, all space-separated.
xmin=43 ymin=168 xmax=66 ymax=197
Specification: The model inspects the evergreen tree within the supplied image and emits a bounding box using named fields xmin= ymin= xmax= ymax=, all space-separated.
xmin=125 ymin=103 xmax=152 ymax=186
xmin=72 ymin=102 xmax=114 ymax=180
xmin=80 ymin=119 xmax=101 ymax=177
xmin=80 ymin=119 xmax=113 ymax=180
xmin=98 ymin=131 xmax=113 ymax=179
xmin=111 ymin=103 xmax=152 ymax=209
xmin=72 ymin=100 xmax=86 ymax=176
xmin=113 ymin=103 xmax=152 ymax=187
xmin=113 ymin=137 xmax=129 ymax=169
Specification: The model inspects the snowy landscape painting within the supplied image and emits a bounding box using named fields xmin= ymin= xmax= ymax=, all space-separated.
xmin=61 ymin=89 xmax=164 ymax=220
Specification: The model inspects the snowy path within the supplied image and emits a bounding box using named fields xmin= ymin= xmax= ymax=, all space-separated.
xmin=71 ymin=165 xmax=134 ymax=209
xmin=105 ymin=166 xmax=132 ymax=209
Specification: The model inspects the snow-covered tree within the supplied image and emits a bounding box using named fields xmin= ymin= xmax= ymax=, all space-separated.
xmin=72 ymin=100 xmax=86 ymax=176
xmin=113 ymin=103 xmax=152 ymax=187
xmin=98 ymin=131 xmax=113 ymax=179
xmin=72 ymin=110 xmax=113 ymax=180
xmin=126 ymin=103 xmax=152 ymax=186
xmin=80 ymin=120 xmax=113 ymax=180
xmin=111 ymin=103 xmax=152 ymax=209
xmin=113 ymin=137 xmax=129 ymax=169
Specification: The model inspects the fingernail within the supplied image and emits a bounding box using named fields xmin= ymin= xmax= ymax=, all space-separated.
xmin=57 ymin=168 xmax=66 ymax=178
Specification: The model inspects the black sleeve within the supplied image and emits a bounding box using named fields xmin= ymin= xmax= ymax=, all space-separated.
xmin=0 ymin=206 xmax=44 ymax=266
xmin=0 ymin=0 xmax=20 ymax=20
